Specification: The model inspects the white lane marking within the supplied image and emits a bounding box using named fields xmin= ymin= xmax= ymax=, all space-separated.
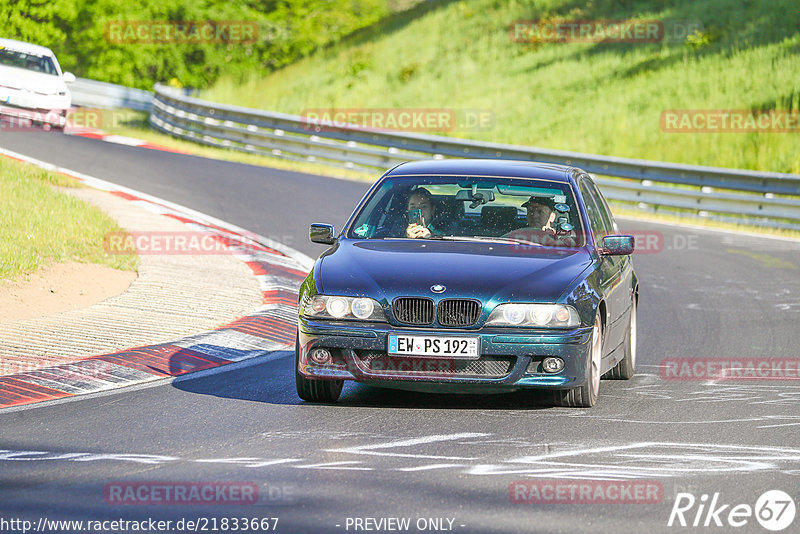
xmin=3 ymin=440 xmax=800 ymax=478
xmin=507 ymin=442 xmax=654 ymax=462
xmin=396 ymin=463 xmax=464 ymax=472
xmin=195 ymin=458 xmax=300 ymax=468
xmin=68 ymin=453 xmax=180 ymax=464
xmin=467 ymin=465 xmax=659 ymax=479
xmin=493 ymin=442 xmax=800 ymax=479
xmin=294 ymin=461 xmax=372 ymax=471
xmin=605 ymin=379 xmax=800 ymax=408
xmin=325 ymin=432 xmax=490 ymax=460
xmin=0 ymin=451 xmax=89 ymax=461
xmin=0 ymin=451 xmax=179 ymax=464
xmin=758 ymin=421 xmax=800 ymax=429
xmin=101 ymin=135 xmax=147 ymax=146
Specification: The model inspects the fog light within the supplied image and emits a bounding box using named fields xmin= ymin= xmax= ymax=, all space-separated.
xmin=542 ymin=357 xmax=565 ymax=373
xmin=308 ymin=348 xmax=332 ymax=365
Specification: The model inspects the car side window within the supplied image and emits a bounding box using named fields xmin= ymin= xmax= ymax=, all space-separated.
xmin=584 ymin=178 xmax=618 ymax=234
xmin=578 ymin=179 xmax=607 ymax=243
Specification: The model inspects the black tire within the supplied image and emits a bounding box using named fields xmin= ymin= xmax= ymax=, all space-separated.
xmin=552 ymin=311 xmax=602 ymax=408
xmin=294 ymin=334 xmax=343 ymax=403
xmin=605 ymin=297 xmax=637 ymax=380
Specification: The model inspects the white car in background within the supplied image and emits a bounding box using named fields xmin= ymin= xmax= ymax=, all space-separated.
xmin=0 ymin=37 xmax=75 ymax=131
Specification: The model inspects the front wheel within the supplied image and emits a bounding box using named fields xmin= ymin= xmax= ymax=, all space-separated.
xmin=294 ymin=334 xmax=343 ymax=402
xmin=605 ymin=297 xmax=636 ymax=380
xmin=552 ymin=311 xmax=602 ymax=408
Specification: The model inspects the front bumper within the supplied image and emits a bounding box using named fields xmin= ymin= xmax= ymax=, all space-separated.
xmin=297 ymin=319 xmax=592 ymax=392
xmin=0 ymin=88 xmax=70 ymax=128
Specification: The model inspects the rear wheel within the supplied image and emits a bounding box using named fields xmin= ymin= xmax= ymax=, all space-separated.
xmin=605 ymin=297 xmax=636 ymax=380
xmin=294 ymin=334 xmax=343 ymax=402
xmin=553 ymin=311 xmax=602 ymax=408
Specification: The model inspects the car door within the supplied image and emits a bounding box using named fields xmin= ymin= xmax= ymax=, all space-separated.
xmin=578 ymin=176 xmax=627 ymax=354
xmin=588 ymin=178 xmax=635 ymax=350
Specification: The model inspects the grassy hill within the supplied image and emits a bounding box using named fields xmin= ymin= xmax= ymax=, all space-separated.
xmin=201 ymin=0 xmax=800 ymax=174
xmin=2 ymin=0 xmax=393 ymax=90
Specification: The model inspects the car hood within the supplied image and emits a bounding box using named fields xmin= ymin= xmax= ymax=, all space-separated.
xmin=317 ymin=239 xmax=594 ymax=303
xmin=0 ymin=65 xmax=67 ymax=94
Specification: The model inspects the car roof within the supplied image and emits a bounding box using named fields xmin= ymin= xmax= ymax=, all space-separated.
xmin=0 ymin=38 xmax=55 ymax=57
xmin=384 ymin=159 xmax=581 ymax=183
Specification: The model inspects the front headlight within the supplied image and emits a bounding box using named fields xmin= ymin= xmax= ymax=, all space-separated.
xmin=486 ymin=303 xmax=580 ymax=327
xmin=302 ymin=295 xmax=386 ymax=322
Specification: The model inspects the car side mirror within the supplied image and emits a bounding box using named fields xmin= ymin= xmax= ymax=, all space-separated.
xmin=310 ymin=223 xmax=336 ymax=245
xmin=600 ymin=235 xmax=634 ymax=255
xmin=63 ymin=72 xmax=76 ymax=83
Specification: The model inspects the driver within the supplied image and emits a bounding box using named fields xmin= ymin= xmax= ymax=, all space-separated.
xmin=503 ymin=196 xmax=576 ymax=246
xmin=405 ymin=188 xmax=442 ymax=239
xmin=25 ymin=58 xmax=42 ymax=72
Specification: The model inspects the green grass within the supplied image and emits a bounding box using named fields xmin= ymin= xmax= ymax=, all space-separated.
xmin=0 ymin=157 xmax=139 ymax=281
xmin=201 ymin=0 xmax=800 ymax=174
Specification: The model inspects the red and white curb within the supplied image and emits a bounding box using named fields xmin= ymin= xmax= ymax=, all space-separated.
xmin=0 ymin=147 xmax=314 ymax=409
xmin=0 ymin=108 xmax=185 ymax=154
xmin=65 ymin=126 xmax=189 ymax=154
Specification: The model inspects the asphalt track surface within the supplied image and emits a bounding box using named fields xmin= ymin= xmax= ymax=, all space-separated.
xmin=1 ymin=131 xmax=799 ymax=534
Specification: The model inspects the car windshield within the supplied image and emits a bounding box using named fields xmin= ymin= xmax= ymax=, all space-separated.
xmin=0 ymin=48 xmax=59 ymax=75
xmin=347 ymin=174 xmax=586 ymax=248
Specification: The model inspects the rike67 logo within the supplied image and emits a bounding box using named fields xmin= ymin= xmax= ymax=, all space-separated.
xmin=668 ymin=490 xmax=796 ymax=531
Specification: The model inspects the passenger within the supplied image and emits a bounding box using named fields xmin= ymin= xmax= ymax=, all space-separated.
xmin=405 ymin=188 xmax=443 ymax=239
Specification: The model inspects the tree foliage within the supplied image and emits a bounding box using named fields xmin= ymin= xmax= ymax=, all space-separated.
xmin=1 ymin=0 xmax=389 ymax=89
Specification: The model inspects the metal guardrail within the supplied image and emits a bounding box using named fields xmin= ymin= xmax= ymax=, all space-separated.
xmin=149 ymin=83 xmax=800 ymax=230
xmin=67 ymin=77 xmax=153 ymax=112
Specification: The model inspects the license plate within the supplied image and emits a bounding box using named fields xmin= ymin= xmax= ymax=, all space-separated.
xmin=387 ymin=334 xmax=479 ymax=358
